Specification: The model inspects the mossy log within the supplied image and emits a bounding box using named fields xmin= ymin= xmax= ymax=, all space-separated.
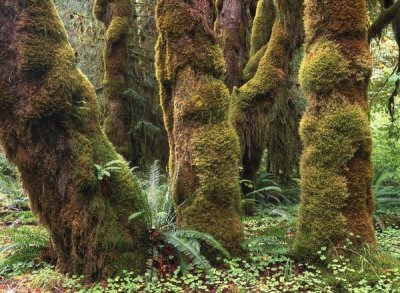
xmin=0 ymin=0 xmax=148 ymax=279
xmin=94 ymin=0 xmax=133 ymax=160
xmin=155 ymin=0 xmax=244 ymax=256
xmin=294 ymin=0 xmax=377 ymax=258
xmin=232 ymin=0 xmax=304 ymax=184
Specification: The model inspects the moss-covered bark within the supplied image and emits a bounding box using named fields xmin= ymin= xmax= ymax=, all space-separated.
xmin=294 ymin=0 xmax=377 ymax=258
xmin=155 ymin=0 xmax=244 ymax=256
xmin=94 ymin=0 xmax=133 ymax=159
xmin=215 ymin=0 xmax=248 ymax=90
xmin=0 ymin=0 xmax=148 ymax=279
xmin=232 ymin=0 xmax=304 ymax=184
xmin=265 ymin=50 xmax=305 ymax=183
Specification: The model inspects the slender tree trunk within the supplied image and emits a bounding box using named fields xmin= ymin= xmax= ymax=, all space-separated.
xmin=155 ymin=0 xmax=244 ymax=256
xmin=0 ymin=0 xmax=148 ymax=279
xmin=232 ymin=0 xmax=304 ymax=184
xmin=294 ymin=0 xmax=376 ymax=257
xmin=94 ymin=0 xmax=133 ymax=160
xmin=215 ymin=0 xmax=248 ymax=90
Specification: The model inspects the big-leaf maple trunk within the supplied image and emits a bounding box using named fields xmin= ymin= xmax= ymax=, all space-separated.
xmin=294 ymin=0 xmax=376 ymax=257
xmin=0 ymin=0 xmax=148 ymax=279
xmin=155 ymin=0 xmax=244 ymax=256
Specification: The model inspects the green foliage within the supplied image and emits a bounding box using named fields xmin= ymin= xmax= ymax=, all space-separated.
xmin=0 ymin=226 xmax=49 ymax=277
xmin=131 ymin=161 xmax=230 ymax=274
xmin=94 ymin=160 xmax=124 ymax=180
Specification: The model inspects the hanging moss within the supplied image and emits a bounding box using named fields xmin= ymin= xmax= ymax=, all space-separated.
xmin=155 ymin=0 xmax=244 ymax=256
xmin=0 ymin=0 xmax=148 ymax=279
xmin=94 ymin=0 xmax=133 ymax=160
xmin=294 ymin=0 xmax=376 ymax=259
xmin=232 ymin=0 xmax=304 ymax=184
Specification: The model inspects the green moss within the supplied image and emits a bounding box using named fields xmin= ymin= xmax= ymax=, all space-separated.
xmin=300 ymin=103 xmax=370 ymax=169
xmin=106 ymin=16 xmax=129 ymax=44
xmin=250 ymin=0 xmax=275 ymax=56
xmin=299 ymin=41 xmax=350 ymax=95
xmin=178 ymin=75 xmax=229 ymax=123
xmin=295 ymin=103 xmax=373 ymax=257
xmin=70 ymin=132 xmax=97 ymax=191
xmin=243 ymin=44 xmax=268 ymax=82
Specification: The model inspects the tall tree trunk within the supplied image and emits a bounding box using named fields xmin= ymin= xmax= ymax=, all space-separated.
xmin=232 ymin=0 xmax=304 ymax=184
xmin=0 ymin=0 xmax=148 ymax=279
xmin=94 ymin=0 xmax=133 ymax=160
xmin=215 ymin=0 xmax=248 ymax=90
xmin=155 ymin=0 xmax=244 ymax=256
xmin=294 ymin=0 xmax=376 ymax=257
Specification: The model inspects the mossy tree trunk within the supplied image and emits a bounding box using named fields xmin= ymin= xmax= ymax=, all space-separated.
xmin=232 ymin=0 xmax=304 ymax=184
xmin=215 ymin=0 xmax=248 ymax=90
xmin=0 ymin=0 xmax=148 ymax=279
xmin=294 ymin=0 xmax=376 ymax=258
xmin=94 ymin=0 xmax=133 ymax=160
xmin=155 ymin=0 xmax=244 ymax=256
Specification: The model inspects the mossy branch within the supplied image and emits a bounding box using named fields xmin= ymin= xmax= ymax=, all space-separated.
xmin=368 ymin=0 xmax=400 ymax=42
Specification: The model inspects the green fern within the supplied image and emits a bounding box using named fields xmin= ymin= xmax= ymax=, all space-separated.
xmin=131 ymin=161 xmax=230 ymax=273
xmin=0 ymin=226 xmax=49 ymax=274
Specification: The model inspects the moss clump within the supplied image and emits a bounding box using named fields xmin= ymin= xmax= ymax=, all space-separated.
xmin=299 ymin=41 xmax=350 ymax=95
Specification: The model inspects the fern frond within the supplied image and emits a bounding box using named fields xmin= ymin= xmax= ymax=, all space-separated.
xmin=164 ymin=232 xmax=211 ymax=271
xmin=173 ymin=229 xmax=230 ymax=258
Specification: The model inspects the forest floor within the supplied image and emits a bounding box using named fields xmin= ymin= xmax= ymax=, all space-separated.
xmin=0 ymin=203 xmax=399 ymax=293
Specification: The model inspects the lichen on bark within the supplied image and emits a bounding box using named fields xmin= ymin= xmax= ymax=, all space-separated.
xmin=155 ymin=0 xmax=244 ymax=256
xmin=294 ymin=0 xmax=376 ymax=258
xmin=0 ymin=0 xmax=148 ymax=279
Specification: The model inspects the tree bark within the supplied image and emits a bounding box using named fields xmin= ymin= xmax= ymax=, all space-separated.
xmin=94 ymin=0 xmax=133 ymax=160
xmin=155 ymin=0 xmax=244 ymax=256
xmin=295 ymin=0 xmax=376 ymax=258
xmin=232 ymin=0 xmax=304 ymax=184
xmin=215 ymin=0 xmax=248 ymax=90
xmin=0 ymin=0 xmax=148 ymax=279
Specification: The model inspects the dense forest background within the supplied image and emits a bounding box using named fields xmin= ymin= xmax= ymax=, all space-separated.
xmin=0 ymin=0 xmax=400 ymax=292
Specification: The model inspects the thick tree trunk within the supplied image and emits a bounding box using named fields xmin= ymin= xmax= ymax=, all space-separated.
xmin=94 ymin=0 xmax=133 ymax=160
xmin=294 ymin=0 xmax=376 ymax=257
xmin=215 ymin=0 xmax=248 ymax=90
xmin=155 ymin=0 xmax=244 ymax=256
xmin=232 ymin=0 xmax=304 ymax=184
xmin=0 ymin=0 xmax=148 ymax=279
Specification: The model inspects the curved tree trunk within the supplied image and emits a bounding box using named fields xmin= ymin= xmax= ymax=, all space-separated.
xmin=294 ymin=0 xmax=376 ymax=257
xmin=155 ymin=0 xmax=244 ymax=256
xmin=232 ymin=0 xmax=304 ymax=184
xmin=0 ymin=0 xmax=148 ymax=279
xmin=94 ymin=0 xmax=133 ymax=160
xmin=215 ymin=0 xmax=248 ymax=90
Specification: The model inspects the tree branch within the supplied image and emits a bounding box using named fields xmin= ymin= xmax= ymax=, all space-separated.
xmin=368 ymin=0 xmax=400 ymax=42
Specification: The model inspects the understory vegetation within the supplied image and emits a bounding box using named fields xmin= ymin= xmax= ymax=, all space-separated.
xmin=1 ymin=147 xmax=399 ymax=292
